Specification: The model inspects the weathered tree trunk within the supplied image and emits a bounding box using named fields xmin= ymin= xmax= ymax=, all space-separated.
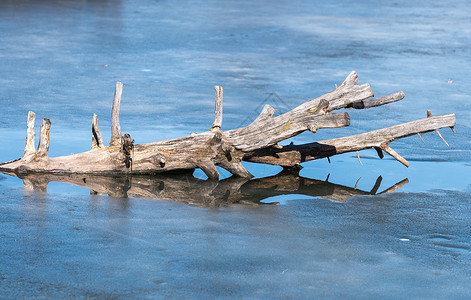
xmin=0 ymin=72 xmax=456 ymax=180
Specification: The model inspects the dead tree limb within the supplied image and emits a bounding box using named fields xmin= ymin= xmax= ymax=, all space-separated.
xmin=210 ymin=85 xmax=223 ymax=132
xmin=245 ymin=114 xmax=456 ymax=167
xmin=23 ymin=111 xmax=36 ymax=160
xmin=110 ymin=81 xmax=123 ymax=147
xmin=91 ymin=113 xmax=104 ymax=149
xmin=0 ymin=71 xmax=456 ymax=180
xmin=36 ymin=118 xmax=51 ymax=158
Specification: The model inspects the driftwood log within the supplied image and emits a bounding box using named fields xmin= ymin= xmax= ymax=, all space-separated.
xmin=0 ymin=71 xmax=456 ymax=180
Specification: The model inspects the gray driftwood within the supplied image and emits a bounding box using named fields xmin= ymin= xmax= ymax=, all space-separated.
xmin=0 ymin=71 xmax=456 ymax=180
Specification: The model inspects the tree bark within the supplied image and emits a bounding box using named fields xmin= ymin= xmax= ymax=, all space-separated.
xmin=22 ymin=111 xmax=36 ymax=160
xmin=91 ymin=113 xmax=104 ymax=149
xmin=210 ymin=85 xmax=223 ymax=131
xmin=110 ymin=81 xmax=123 ymax=147
xmin=0 ymin=71 xmax=456 ymax=180
xmin=244 ymin=114 xmax=456 ymax=167
xmin=36 ymin=118 xmax=51 ymax=158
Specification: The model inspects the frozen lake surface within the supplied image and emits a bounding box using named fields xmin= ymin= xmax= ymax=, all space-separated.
xmin=1 ymin=0 xmax=470 ymax=298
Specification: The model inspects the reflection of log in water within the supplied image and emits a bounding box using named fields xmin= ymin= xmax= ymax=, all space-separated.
xmin=9 ymin=170 xmax=408 ymax=207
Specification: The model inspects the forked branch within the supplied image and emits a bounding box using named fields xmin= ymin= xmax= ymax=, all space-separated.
xmin=245 ymin=114 xmax=456 ymax=167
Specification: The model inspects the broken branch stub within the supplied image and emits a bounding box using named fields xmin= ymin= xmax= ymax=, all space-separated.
xmin=380 ymin=143 xmax=410 ymax=168
xmin=36 ymin=118 xmax=51 ymax=158
xmin=0 ymin=71 xmax=456 ymax=180
xmin=427 ymin=110 xmax=450 ymax=146
xmin=91 ymin=113 xmax=104 ymax=149
xmin=23 ymin=111 xmax=36 ymax=159
xmin=110 ymin=81 xmax=123 ymax=147
xmin=211 ymin=85 xmax=223 ymax=132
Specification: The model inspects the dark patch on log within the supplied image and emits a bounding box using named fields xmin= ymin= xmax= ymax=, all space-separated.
xmin=152 ymin=153 xmax=167 ymax=168
xmin=121 ymin=133 xmax=135 ymax=169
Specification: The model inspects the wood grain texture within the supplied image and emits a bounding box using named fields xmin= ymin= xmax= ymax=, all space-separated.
xmin=245 ymin=114 xmax=456 ymax=167
xmin=110 ymin=81 xmax=123 ymax=147
xmin=91 ymin=113 xmax=104 ymax=149
xmin=22 ymin=111 xmax=36 ymax=159
xmin=210 ymin=85 xmax=223 ymax=131
xmin=36 ymin=118 xmax=51 ymax=158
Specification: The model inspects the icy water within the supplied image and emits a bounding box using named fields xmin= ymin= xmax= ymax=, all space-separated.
xmin=1 ymin=0 xmax=470 ymax=298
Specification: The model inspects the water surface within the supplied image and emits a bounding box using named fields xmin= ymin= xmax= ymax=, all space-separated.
xmin=1 ymin=0 xmax=470 ymax=298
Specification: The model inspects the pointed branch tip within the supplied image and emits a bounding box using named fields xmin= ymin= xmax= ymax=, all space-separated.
xmin=380 ymin=143 xmax=410 ymax=167
xmin=354 ymin=177 xmax=361 ymax=189
xmin=356 ymin=151 xmax=363 ymax=165
xmin=435 ymin=129 xmax=449 ymax=147
xmin=417 ymin=133 xmax=425 ymax=143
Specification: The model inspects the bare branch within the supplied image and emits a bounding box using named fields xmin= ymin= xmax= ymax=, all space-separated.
xmin=380 ymin=143 xmax=410 ymax=167
xmin=245 ymin=114 xmax=456 ymax=167
xmin=36 ymin=118 xmax=51 ymax=158
xmin=348 ymin=91 xmax=405 ymax=109
xmin=91 ymin=113 xmax=104 ymax=149
xmin=23 ymin=111 xmax=36 ymax=159
xmin=210 ymin=85 xmax=223 ymax=131
xmin=110 ymin=81 xmax=123 ymax=147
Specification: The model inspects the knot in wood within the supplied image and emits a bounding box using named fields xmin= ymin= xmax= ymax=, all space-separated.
xmin=221 ymin=143 xmax=234 ymax=154
xmin=210 ymin=131 xmax=223 ymax=145
xmin=16 ymin=165 xmax=30 ymax=177
xmin=153 ymin=152 xmax=166 ymax=168
xmin=307 ymin=123 xmax=319 ymax=133
xmin=220 ymin=143 xmax=235 ymax=161
xmin=307 ymin=99 xmax=329 ymax=114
